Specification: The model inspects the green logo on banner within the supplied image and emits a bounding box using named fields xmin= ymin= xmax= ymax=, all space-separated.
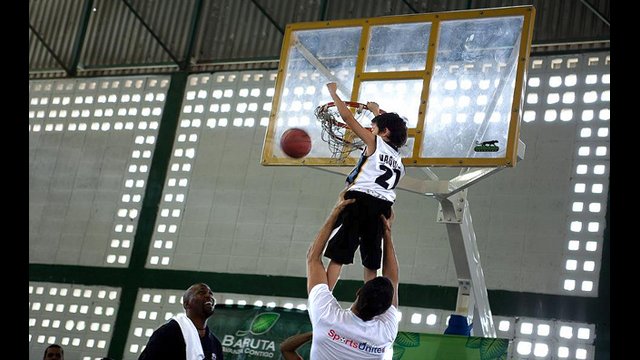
xmin=218 ymin=310 xmax=286 ymax=358
xmin=235 ymin=312 xmax=281 ymax=336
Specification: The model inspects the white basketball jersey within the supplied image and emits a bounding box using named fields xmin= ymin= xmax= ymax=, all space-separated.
xmin=346 ymin=136 xmax=405 ymax=202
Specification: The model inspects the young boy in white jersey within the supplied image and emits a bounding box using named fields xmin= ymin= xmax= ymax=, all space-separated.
xmin=323 ymin=82 xmax=408 ymax=290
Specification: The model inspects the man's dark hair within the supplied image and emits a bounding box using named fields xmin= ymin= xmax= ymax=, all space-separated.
xmin=355 ymin=276 xmax=394 ymax=321
xmin=372 ymin=112 xmax=408 ymax=150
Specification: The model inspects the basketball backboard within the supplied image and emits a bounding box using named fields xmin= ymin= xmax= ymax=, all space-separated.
xmin=261 ymin=6 xmax=535 ymax=167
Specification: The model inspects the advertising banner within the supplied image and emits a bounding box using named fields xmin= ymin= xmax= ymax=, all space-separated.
xmin=208 ymin=305 xmax=509 ymax=360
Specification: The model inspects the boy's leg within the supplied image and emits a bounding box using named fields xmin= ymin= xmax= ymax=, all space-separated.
xmin=327 ymin=260 xmax=343 ymax=291
xmin=324 ymin=192 xmax=360 ymax=267
xmin=360 ymin=196 xmax=392 ymax=274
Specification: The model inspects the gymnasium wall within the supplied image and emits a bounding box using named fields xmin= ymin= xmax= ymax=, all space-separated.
xmin=29 ymin=52 xmax=609 ymax=360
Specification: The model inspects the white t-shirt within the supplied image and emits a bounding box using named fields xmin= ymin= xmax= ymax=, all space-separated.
xmin=307 ymin=283 xmax=399 ymax=360
xmin=346 ymin=136 xmax=405 ymax=203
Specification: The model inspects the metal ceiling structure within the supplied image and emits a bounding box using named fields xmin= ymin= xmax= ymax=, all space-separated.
xmin=29 ymin=0 xmax=609 ymax=79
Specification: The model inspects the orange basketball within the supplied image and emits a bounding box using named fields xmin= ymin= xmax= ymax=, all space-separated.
xmin=280 ymin=128 xmax=312 ymax=159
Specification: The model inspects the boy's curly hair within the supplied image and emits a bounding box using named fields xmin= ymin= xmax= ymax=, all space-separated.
xmin=372 ymin=112 xmax=408 ymax=150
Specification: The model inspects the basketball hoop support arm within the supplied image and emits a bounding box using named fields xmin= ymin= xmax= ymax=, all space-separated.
xmin=425 ymin=139 xmax=526 ymax=338
xmin=421 ymin=139 xmax=526 ymax=197
xmin=434 ymin=189 xmax=496 ymax=337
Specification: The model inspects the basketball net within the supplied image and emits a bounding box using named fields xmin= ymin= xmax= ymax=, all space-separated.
xmin=314 ymin=101 xmax=374 ymax=160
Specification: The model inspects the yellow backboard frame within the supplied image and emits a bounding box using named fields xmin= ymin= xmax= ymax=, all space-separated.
xmin=262 ymin=6 xmax=535 ymax=167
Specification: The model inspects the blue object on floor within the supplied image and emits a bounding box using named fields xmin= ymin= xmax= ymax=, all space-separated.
xmin=444 ymin=314 xmax=472 ymax=336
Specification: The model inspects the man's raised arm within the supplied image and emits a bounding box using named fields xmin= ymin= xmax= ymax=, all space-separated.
xmin=381 ymin=209 xmax=399 ymax=308
xmin=306 ymin=191 xmax=355 ymax=294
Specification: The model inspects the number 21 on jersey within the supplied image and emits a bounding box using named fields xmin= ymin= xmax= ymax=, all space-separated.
xmin=375 ymin=165 xmax=401 ymax=190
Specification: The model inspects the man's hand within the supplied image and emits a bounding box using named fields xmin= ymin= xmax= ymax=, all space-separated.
xmin=380 ymin=207 xmax=395 ymax=233
xmin=333 ymin=188 xmax=355 ymax=214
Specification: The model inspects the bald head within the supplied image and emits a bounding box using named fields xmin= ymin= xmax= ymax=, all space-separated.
xmin=43 ymin=344 xmax=64 ymax=360
xmin=183 ymin=283 xmax=210 ymax=308
xmin=182 ymin=283 xmax=216 ymax=319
